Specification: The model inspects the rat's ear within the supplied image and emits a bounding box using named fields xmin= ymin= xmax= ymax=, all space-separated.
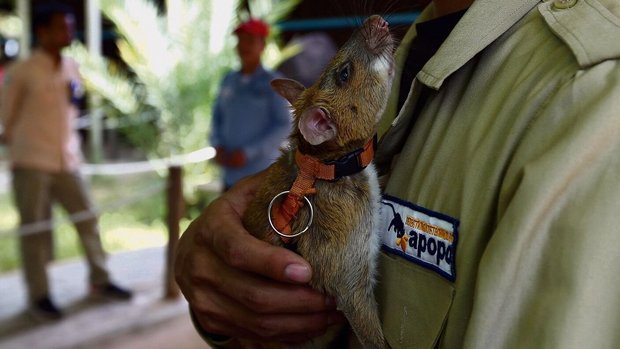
xmin=299 ymin=107 xmax=336 ymax=145
xmin=271 ymin=78 xmax=305 ymax=104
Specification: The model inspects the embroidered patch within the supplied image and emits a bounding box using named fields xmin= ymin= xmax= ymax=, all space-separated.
xmin=379 ymin=195 xmax=460 ymax=281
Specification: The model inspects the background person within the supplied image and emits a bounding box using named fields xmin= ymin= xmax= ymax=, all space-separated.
xmin=0 ymin=3 xmax=132 ymax=321
xmin=209 ymin=18 xmax=292 ymax=190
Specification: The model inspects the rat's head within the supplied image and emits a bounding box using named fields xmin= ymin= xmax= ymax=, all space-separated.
xmin=272 ymin=15 xmax=394 ymax=157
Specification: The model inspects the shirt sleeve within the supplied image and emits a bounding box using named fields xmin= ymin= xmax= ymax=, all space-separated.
xmin=1 ymin=63 xmax=25 ymax=141
xmin=463 ymin=60 xmax=620 ymax=348
xmin=241 ymin=83 xmax=291 ymax=161
xmin=209 ymin=80 xmax=226 ymax=148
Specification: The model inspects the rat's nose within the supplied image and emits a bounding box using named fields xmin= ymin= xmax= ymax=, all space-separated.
xmin=377 ymin=17 xmax=388 ymax=29
xmin=367 ymin=15 xmax=389 ymax=31
xmin=362 ymin=15 xmax=393 ymax=55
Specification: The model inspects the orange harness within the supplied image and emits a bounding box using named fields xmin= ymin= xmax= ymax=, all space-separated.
xmin=269 ymin=136 xmax=376 ymax=243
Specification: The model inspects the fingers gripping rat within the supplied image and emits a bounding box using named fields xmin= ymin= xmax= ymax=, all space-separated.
xmin=242 ymin=15 xmax=394 ymax=349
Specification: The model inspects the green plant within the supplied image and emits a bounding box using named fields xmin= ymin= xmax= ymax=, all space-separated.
xmin=68 ymin=0 xmax=300 ymax=160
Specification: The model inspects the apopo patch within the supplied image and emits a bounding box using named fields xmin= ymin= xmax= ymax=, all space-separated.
xmin=379 ymin=195 xmax=460 ymax=281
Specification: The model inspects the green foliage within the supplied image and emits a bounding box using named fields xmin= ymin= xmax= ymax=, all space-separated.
xmin=68 ymin=0 xmax=300 ymax=159
xmin=0 ymin=12 xmax=22 ymax=38
xmin=65 ymin=43 xmax=140 ymax=116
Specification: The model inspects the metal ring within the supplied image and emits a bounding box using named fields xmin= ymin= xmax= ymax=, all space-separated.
xmin=267 ymin=191 xmax=314 ymax=239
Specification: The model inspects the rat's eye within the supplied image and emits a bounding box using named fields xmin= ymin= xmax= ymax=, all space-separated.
xmin=336 ymin=62 xmax=352 ymax=86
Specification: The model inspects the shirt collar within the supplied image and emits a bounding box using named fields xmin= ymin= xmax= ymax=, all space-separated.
xmin=417 ymin=0 xmax=542 ymax=89
xmin=237 ymin=64 xmax=266 ymax=80
xmin=32 ymin=48 xmax=65 ymax=70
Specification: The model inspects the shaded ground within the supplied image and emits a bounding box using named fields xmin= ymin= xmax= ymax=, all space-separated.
xmin=0 ymin=247 xmax=208 ymax=349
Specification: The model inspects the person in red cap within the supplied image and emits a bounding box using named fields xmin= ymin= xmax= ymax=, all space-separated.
xmin=234 ymin=18 xmax=269 ymax=74
xmin=209 ymin=18 xmax=291 ymax=190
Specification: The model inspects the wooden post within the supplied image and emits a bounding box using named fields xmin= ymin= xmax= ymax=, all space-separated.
xmin=165 ymin=165 xmax=183 ymax=299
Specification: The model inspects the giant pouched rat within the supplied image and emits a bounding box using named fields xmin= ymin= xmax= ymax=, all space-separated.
xmin=242 ymin=15 xmax=394 ymax=349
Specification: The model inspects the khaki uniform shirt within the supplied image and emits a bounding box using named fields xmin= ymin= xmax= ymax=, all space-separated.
xmin=375 ymin=0 xmax=620 ymax=348
xmin=1 ymin=49 xmax=83 ymax=172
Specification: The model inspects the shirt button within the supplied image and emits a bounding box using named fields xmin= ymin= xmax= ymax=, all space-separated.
xmin=553 ymin=0 xmax=577 ymax=9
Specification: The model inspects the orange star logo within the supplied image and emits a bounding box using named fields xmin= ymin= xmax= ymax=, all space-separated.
xmin=395 ymin=235 xmax=409 ymax=252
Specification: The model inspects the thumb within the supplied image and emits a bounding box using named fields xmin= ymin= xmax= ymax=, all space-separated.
xmin=211 ymin=220 xmax=312 ymax=284
xmin=249 ymin=237 xmax=313 ymax=284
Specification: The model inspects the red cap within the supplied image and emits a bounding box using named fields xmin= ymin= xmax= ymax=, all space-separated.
xmin=234 ymin=18 xmax=269 ymax=38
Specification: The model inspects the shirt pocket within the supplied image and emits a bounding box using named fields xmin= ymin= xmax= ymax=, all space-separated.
xmin=377 ymin=251 xmax=455 ymax=349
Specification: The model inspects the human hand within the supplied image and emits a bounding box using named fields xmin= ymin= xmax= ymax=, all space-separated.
xmin=214 ymin=146 xmax=228 ymax=166
xmin=175 ymin=171 xmax=345 ymax=345
xmin=227 ymin=149 xmax=247 ymax=168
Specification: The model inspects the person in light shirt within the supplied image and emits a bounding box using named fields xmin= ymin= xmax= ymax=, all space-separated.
xmin=0 ymin=3 xmax=131 ymax=321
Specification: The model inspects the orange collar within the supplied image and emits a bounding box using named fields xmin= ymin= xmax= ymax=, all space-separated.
xmin=269 ymin=136 xmax=376 ymax=243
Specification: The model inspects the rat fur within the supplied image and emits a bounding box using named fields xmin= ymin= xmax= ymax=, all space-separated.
xmin=242 ymin=15 xmax=395 ymax=349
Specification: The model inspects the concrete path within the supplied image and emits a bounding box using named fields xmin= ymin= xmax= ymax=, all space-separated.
xmin=0 ymin=247 xmax=208 ymax=349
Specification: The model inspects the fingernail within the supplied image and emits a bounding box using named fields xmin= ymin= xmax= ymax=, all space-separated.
xmin=284 ymin=264 xmax=311 ymax=283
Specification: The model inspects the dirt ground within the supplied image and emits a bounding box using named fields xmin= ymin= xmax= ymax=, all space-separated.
xmin=87 ymin=314 xmax=209 ymax=349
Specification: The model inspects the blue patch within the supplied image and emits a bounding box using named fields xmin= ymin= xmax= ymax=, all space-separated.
xmin=379 ymin=195 xmax=460 ymax=281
